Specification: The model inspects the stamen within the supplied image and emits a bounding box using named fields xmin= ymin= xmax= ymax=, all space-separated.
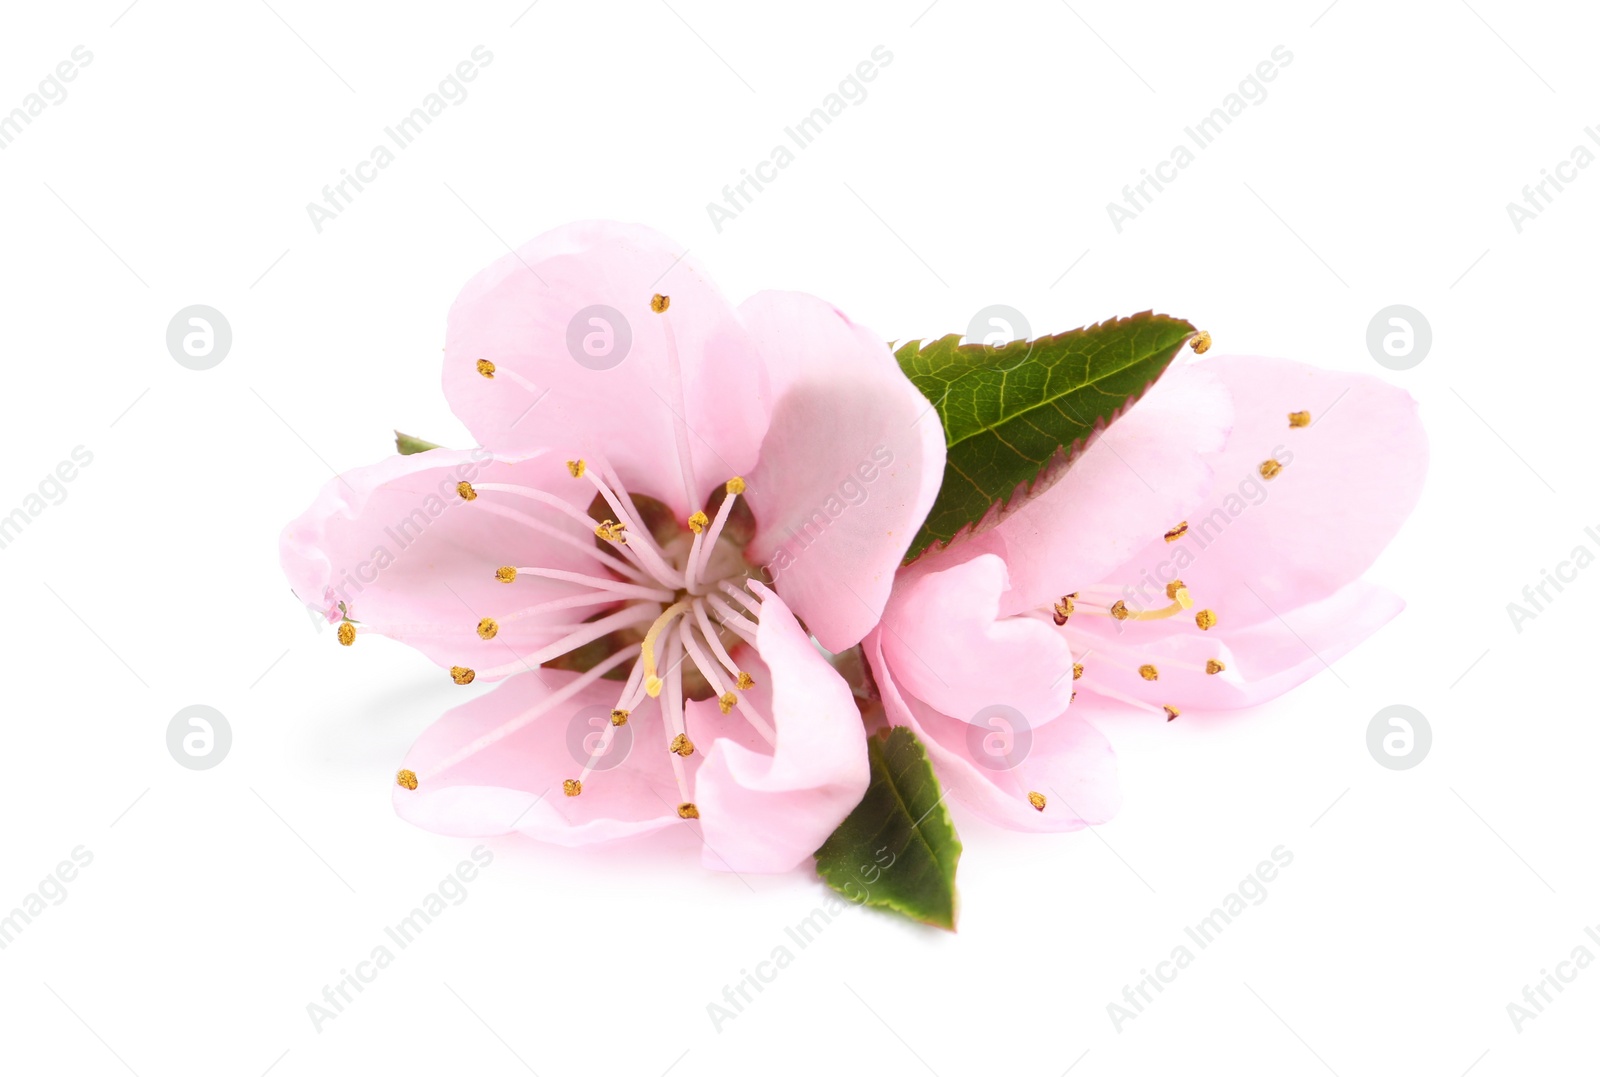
xmin=470 ymin=500 xmax=646 ymax=582
xmin=450 ymin=666 xmax=476 ymax=685
xmin=1027 ymin=791 xmax=1046 ymax=811
xmin=651 ymin=293 xmax=670 ymax=313
xmin=338 ymin=623 xmax=356 ymax=646
xmin=1164 ymin=521 xmax=1188 ymax=543
xmin=670 ymin=733 xmax=695 ymax=757
xmin=686 ymin=481 xmax=745 ymax=593
xmin=736 ymin=672 xmax=755 ymax=690
xmin=687 ymin=511 xmax=708 ymax=534
xmin=1206 ymin=659 xmax=1226 ymax=675
xmin=563 ymin=779 xmax=582 ymax=797
xmin=692 ymin=603 xmax=745 ymax=681
xmin=1164 ymin=705 xmax=1180 ymax=721
xmin=1053 ymin=595 xmax=1075 ymax=624
xmin=1111 ymin=600 xmax=1130 ymax=621
xmin=503 ymin=566 xmax=675 ymax=602
xmin=1190 ymin=330 xmax=1212 ymax=354
xmin=496 ymin=566 xmax=518 ymax=583
xmin=476 ymin=358 xmax=496 ymax=378
xmin=584 ymin=467 xmax=685 ymax=588
xmin=716 ymin=580 xmax=764 ymax=618
xmin=705 ymin=595 xmax=758 ymax=644
xmin=1289 ymin=410 xmax=1311 ymax=428
xmin=1195 ymin=609 xmax=1217 ymax=631
xmin=1073 ymin=663 xmax=1084 ymax=680
xmin=424 ymin=646 xmax=636 ymax=780
xmin=566 ymin=459 xmax=586 ymax=479
xmin=610 ymin=709 xmax=630 ymax=726
xmin=1259 ymin=459 xmax=1283 ymax=480
xmin=1139 ymin=664 xmax=1159 ymax=681
xmin=476 ymin=617 xmax=499 ymax=640
xmin=475 ymin=604 xmax=663 ymax=680
xmin=396 ymin=769 xmax=418 ymax=790
xmin=677 ymin=618 xmax=774 ymax=745
xmin=678 ymin=802 xmax=699 ymax=819
xmin=457 ymin=481 xmax=477 ymax=501
xmin=1166 ymin=580 xmax=1187 ymax=600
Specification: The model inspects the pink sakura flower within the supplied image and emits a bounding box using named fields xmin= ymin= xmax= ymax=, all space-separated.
xmin=865 ymin=354 xmax=1427 ymax=830
xmin=281 ymin=222 xmax=945 ymax=873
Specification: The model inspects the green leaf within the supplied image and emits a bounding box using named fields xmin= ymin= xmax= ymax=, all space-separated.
xmin=895 ymin=312 xmax=1196 ymax=562
xmin=815 ymin=726 xmax=962 ymax=930
xmin=394 ymin=431 xmax=442 ymax=455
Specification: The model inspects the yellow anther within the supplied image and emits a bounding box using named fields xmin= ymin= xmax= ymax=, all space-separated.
xmin=450 ymin=666 xmax=476 ymax=685
xmin=563 ymin=779 xmax=582 ymax=797
xmin=1259 ymin=459 xmax=1283 ymax=480
xmin=1073 ymin=663 xmax=1084 ymax=681
xmin=1053 ymin=595 xmax=1075 ymax=624
xmin=1164 ymin=705 xmax=1180 ymax=721
xmin=495 ymin=565 xmax=518 ymax=583
xmin=736 ymin=672 xmax=755 ymax=690
xmin=457 ymin=481 xmax=477 ymax=501
xmin=650 ymin=293 xmax=671 ymax=313
xmin=1164 ymin=521 xmax=1188 ymax=543
xmin=1111 ymin=600 xmax=1130 ymax=621
xmin=1165 ymin=580 xmax=1186 ymax=600
xmin=1289 ymin=410 xmax=1311 ymax=428
xmin=687 ymin=510 xmax=709 ymax=534
xmin=1027 ymin=791 xmax=1046 ymax=811
xmin=1195 ymin=609 xmax=1217 ymax=631
xmin=477 ymin=617 xmax=499 ymax=640
xmin=396 ymin=769 xmax=418 ymax=790
xmin=594 ymin=520 xmax=627 ymax=543
xmin=1139 ymin=664 xmax=1159 ymax=681
xmin=670 ymin=733 xmax=695 ymax=757
xmin=718 ymin=692 xmax=737 ymax=714
xmin=610 ymin=709 xmax=630 ymax=726
xmin=725 ymin=476 xmax=746 ymax=495
xmin=476 ymin=358 xmax=496 ymax=379
xmin=1206 ymin=659 xmax=1226 ymax=675
xmin=337 ymin=622 xmax=356 ymax=646
xmin=566 ymin=459 xmax=586 ymax=478
xmin=1190 ymin=330 xmax=1212 ymax=354
xmin=677 ymin=802 xmax=699 ymax=819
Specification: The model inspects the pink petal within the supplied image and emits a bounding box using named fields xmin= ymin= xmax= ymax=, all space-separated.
xmin=879 ymin=554 xmax=1074 ymax=730
xmin=978 ymin=363 xmax=1234 ymax=617
xmin=393 ymin=669 xmax=680 ymax=845
xmin=1069 ymin=579 xmax=1404 ymax=713
xmin=688 ymin=588 xmax=871 ymax=873
xmin=738 ymin=291 xmax=946 ymax=651
xmin=866 ymin=629 xmax=1120 ymax=832
xmin=443 ymin=221 xmax=766 ymax=518
xmin=1103 ymin=355 xmax=1427 ymax=628
xmin=280 ymin=448 xmax=619 ymax=681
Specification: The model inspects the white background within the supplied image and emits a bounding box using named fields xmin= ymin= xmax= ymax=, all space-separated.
xmin=0 ymin=0 xmax=1593 ymax=1074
